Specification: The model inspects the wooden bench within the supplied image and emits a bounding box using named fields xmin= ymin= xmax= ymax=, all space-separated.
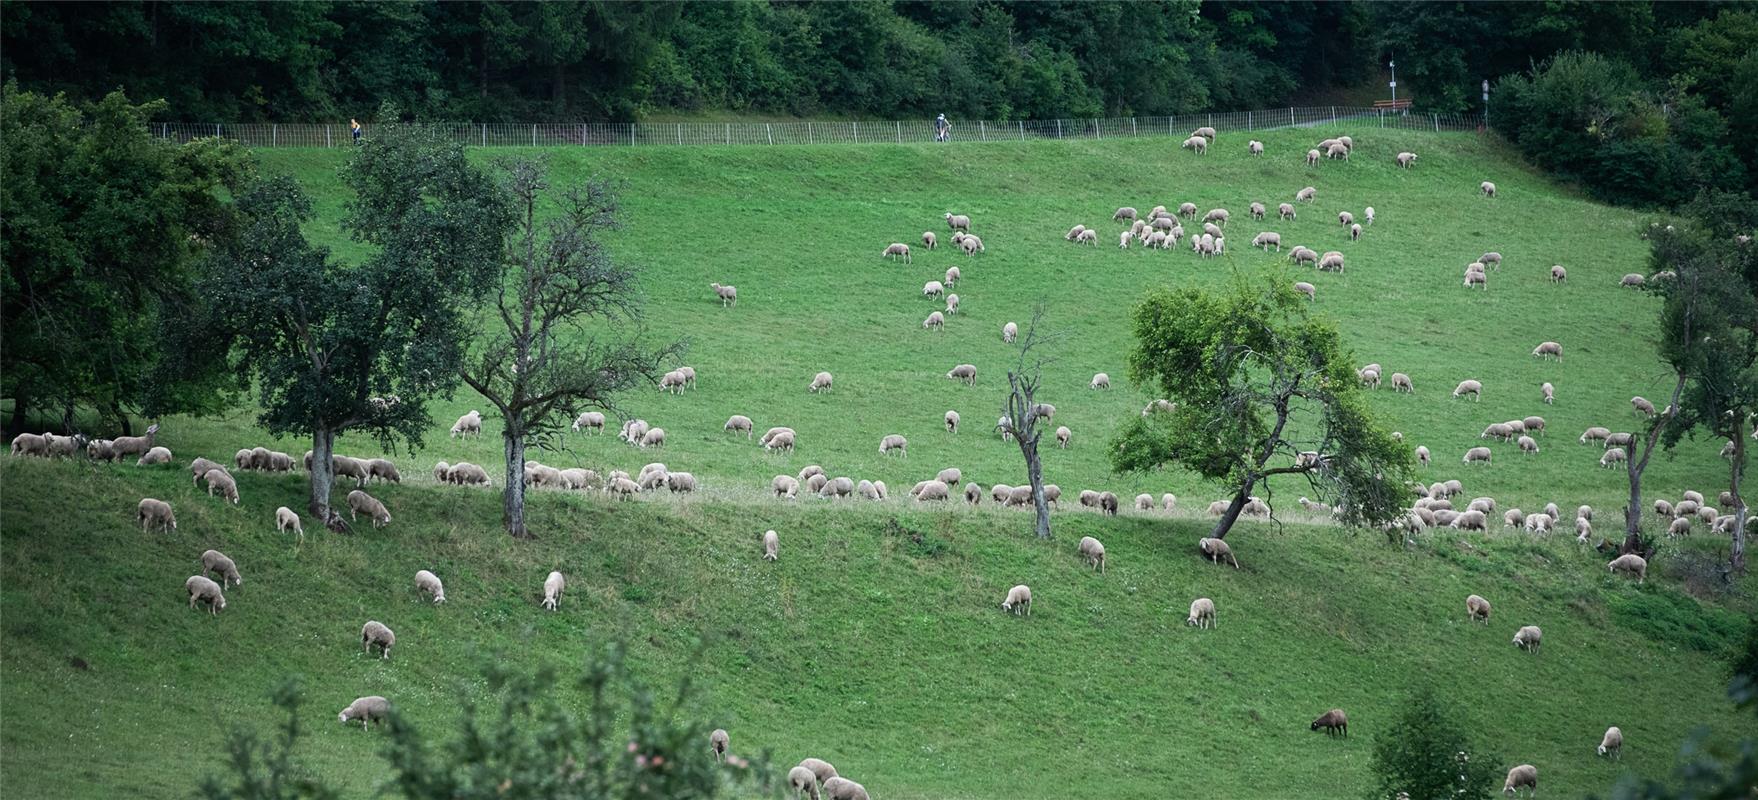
xmin=1373 ymin=99 xmax=1413 ymax=111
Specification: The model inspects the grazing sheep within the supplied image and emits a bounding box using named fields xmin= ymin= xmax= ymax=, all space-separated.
xmin=1134 ymin=493 xmax=1154 ymax=511
xmin=1253 ymin=231 xmax=1283 ymax=252
xmin=339 ymin=696 xmax=390 ymax=731
xmin=1293 ymin=281 xmax=1316 ymax=301
xmin=1326 ymin=143 xmax=1350 ymax=160
xmin=1544 ymin=264 xmax=1567 ymax=284
xmin=710 ymin=282 xmax=739 ymax=307
xmin=201 ymin=549 xmax=242 ymax=587
xmin=1669 ymin=516 xmax=1693 ymax=537
xmin=1453 ymin=509 xmax=1489 ymax=531
xmin=1518 ymin=435 xmax=1539 ymax=454
xmin=879 ymin=434 xmax=908 ymax=457
xmin=1481 ymin=181 xmax=1497 ymax=198
xmin=1310 ymin=709 xmax=1348 ymax=737
xmin=1056 ymin=426 xmax=1071 ymax=448
xmin=8 ymin=432 xmax=49 ymax=457
xmin=367 ymin=458 xmax=401 ymax=484
xmin=1608 ymin=553 xmax=1647 ymax=582
xmin=946 ymin=364 xmax=977 ymax=385
xmin=772 ymin=475 xmax=800 ymax=499
xmin=1463 ymin=447 xmax=1492 ymax=465
xmin=346 ymin=489 xmax=391 ymax=527
xmin=1001 ymin=584 xmax=1032 ymax=616
xmin=186 ymin=575 xmax=226 ymax=614
xmin=1074 ymin=228 xmax=1099 ymax=245
xmin=1338 ymin=211 xmax=1354 ymax=228
xmin=1359 ymin=367 xmax=1382 ymax=388
xmin=202 ymin=468 xmax=240 ymax=504
xmin=1297 ymin=186 xmax=1316 ymax=203
xmin=275 ymin=506 xmax=303 ymax=540
xmin=944 ymin=293 xmax=960 ymax=314
xmin=945 ymin=213 xmax=971 ymax=231
xmin=1503 ymin=765 xmax=1537 ymax=797
xmin=1621 ymin=273 xmax=1645 ymax=288
xmin=809 ymin=371 xmax=834 ymax=393
xmin=1204 ymin=208 xmax=1230 ymax=227
xmin=1118 ymin=229 xmax=1132 ymax=249
xmin=1653 ymin=498 xmax=1674 ymax=518
xmin=1090 ymin=372 xmax=1111 ymax=390
xmin=1632 ymin=396 xmax=1657 ymax=417
xmin=1099 ymin=491 xmax=1119 ymax=516
xmin=789 ymin=766 xmax=821 ymax=800
xmin=922 ymin=231 xmax=937 ymax=249
xmin=1077 ymin=536 xmax=1107 ymax=573
xmin=1350 ymin=223 xmax=1362 ymax=241
xmin=822 ymin=777 xmax=870 ymax=800
xmin=361 ymin=620 xmax=396 ymax=659
xmin=1279 ymin=202 xmax=1297 ymax=221
xmin=1113 ymin=207 xmax=1138 ymax=222
xmin=608 ymin=476 xmax=640 ymax=498
xmin=1599 ymin=727 xmax=1623 ymax=759
xmin=1465 ymin=270 xmax=1487 ymax=289
xmin=724 ymin=415 xmax=754 ymax=438
xmin=1684 ymin=490 xmax=1706 ymax=504
xmin=1188 ymin=597 xmax=1216 ymax=628
xmin=1480 ymin=423 xmax=1513 ymax=441
xmin=1081 ymin=490 xmax=1101 ymax=509
xmin=1512 ymin=625 xmax=1542 ymax=654
xmin=1466 ymin=594 xmax=1492 ymax=623
xmin=541 ymin=571 xmax=565 ymax=610
xmin=1364 ymin=206 xmax=1375 ymax=225
xmin=447 ymin=461 xmax=491 ymax=486
xmin=1523 ymin=416 xmax=1546 ymax=435
xmin=945 ymin=266 xmax=960 ymax=286
xmin=1181 ymin=135 xmax=1209 ymax=154
xmin=1453 ymin=380 xmax=1483 ymax=401
xmin=964 ymin=482 xmax=983 ymax=505
xmin=958 ymin=234 xmax=984 ymax=255
xmin=415 ymin=570 xmax=445 ymax=604
xmin=451 ymin=410 xmax=483 ymax=438
xmin=138 ymin=498 xmax=176 ymax=532
xmin=1193 ymin=126 xmax=1216 ymax=140
xmin=1289 ymin=246 xmax=1318 ymax=266
xmin=882 ymin=242 xmax=911 ymax=262
xmin=941 ymin=409 xmax=961 ymax=435
xmin=1248 ymin=140 xmax=1264 ymax=155
xmin=1579 ymin=427 xmax=1610 ymax=445
xmin=1396 ymin=151 xmax=1417 ymax=168
xmin=1199 ymin=537 xmax=1239 ymax=568
xmin=1317 ymin=252 xmax=1345 ymax=272
xmin=1600 ymin=447 xmax=1627 ymax=468
xmin=1416 ymin=445 xmax=1431 ymax=466
xmin=666 ymin=472 xmax=698 ymax=493
xmin=134 ymin=445 xmax=172 ymax=466
xmin=819 ymin=476 xmax=855 ymax=499
xmin=922 ymin=280 xmax=944 ymax=300
xmin=1306 ymin=149 xmax=1321 ymax=166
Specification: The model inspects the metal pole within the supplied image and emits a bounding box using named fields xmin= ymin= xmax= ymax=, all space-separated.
xmin=1056 ymin=119 xmax=1061 ymax=138
xmin=1482 ymin=80 xmax=1491 ymax=131
xmin=1133 ymin=118 xmax=1138 ymax=136
xmin=980 ymin=120 xmax=986 ymax=141
xmin=808 ymin=122 xmax=813 ymax=145
xmin=1247 ymin=112 xmax=1252 ymax=131
xmin=272 ymin=124 xmax=277 ymax=147
xmin=532 ymin=125 xmax=537 ymax=147
xmin=725 ymin=123 xmax=730 ymax=145
xmin=896 ymin=121 xmax=901 ymax=143
xmin=769 ymin=124 xmax=774 ymax=145
xmin=678 ymin=125 xmax=682 ymax=146
xmin=1433 ymin=113 xmax=1439 ymax=132
xmin=1094 ymin=119 xmax=1099 ymax=139
xmin=326 ymin=125 xmax=332 ymax=148
xmin=482 ymin=124 xmax=486 ymax=147
xmin=1019 ymin=121 xmax=1024 ymax=141
xmin=854 ymin=121 xmax=859 ymax=142
xmin=215 ymin=123 xmax=221 ymax=137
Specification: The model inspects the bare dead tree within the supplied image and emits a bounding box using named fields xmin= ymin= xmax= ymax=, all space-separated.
xmin=1002 ymin=308 xmax=1063 ymax=539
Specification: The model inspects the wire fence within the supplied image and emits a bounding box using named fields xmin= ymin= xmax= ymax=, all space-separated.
xmin=152 ymin=106 xmax=1484 ymax=149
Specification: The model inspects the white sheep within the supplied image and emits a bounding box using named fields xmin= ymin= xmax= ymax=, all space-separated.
xmin=1466 ymin=594 xmax=1492 ymax=623
xmin=202 ymin=468 xmax=240 ymax=504
xmin=186 ymin=575 xmax=226 ymax=614
xmin=1002 ymin=321 xmax=1018 ymax=343
xmin=1279 ymin=202 xmax=1297 ymax=220
xmin=879 ymin=434 xmax=908 ymax=457
xmin=451 ymin=410 xmax=483 ymax=438
xmin=1503 ymin=765 xmax=1536 ymax=796
xmin=1481 ymin=181 xmax=1497 ymax=198
xmin=762 ymin=529 xmax=780 ymax=561
xmin=1364 ymin=206 xmax=1375 ymax=225
xmin=1253 ymin=231 xmax=1282 ymax=252
xmin=1453 ymin=380 xmax=1483 ymax=401
xmin=361 ymin=620 xmax=396 ymax=659
xmin=1463 ymin=447 xmax=1492 ymax=465
xmin=958 ymin=234 xmax=984 ymax=255
xmin=912 ymin=480 xmax=950 ymax=502
xmin=339 ymin=696 xmax=390 ymax=731
xmin=1621 ymin=273 xmax=1646 ymax=288
xmin=1416 ymin=445 xmax=1431 ymax=466
xmin=136 ymin=446 xmax=172 ymax=466
xmin=922 ymin=231 xmax=937 ymax=250
xmin=724 ymin=415 xmax=755 ymax=438
xmin=772 ymin=475 xmax=800 ymax=499
xmin=1395 ymin=152 xmax=1417 ymax=168
xmin=1118 ymin=229 xmax=1132 ymax=249
xmin=937 ymin=467 xmax=962 ymax=486
xmin=946 ymin=364 xmax=977 ymax=385
xmin=347 ymin=489 xmax=391 ymax=527
xmin=1350 ymin=223 xmax=1362 ymax=241
xmin=1075 ymin=536 xmax=1107 ymax=573
xmin=1608 ymin=553 xmax=1647 ymax=582
xmin=809 ymin=371 xmax=834 ymax=393
xmin=201 ymin=549 xmax=242 ymax=587
xmin=1512 ymin=625 xmax=1542 ymax=654
xmin=1181 ymin=135 xmax=1208 ymax=154
xmin=1001 ymin=584 xmax=1032 ymax=616
xmin=765 ymin=430 xmax=795 ymax=453
xmin=1187 ymin=597 xmax=1216 ymax=628
xmin=1089 ymin=372 xmax=1111 ymax=390
xmin=945 ymin=212 xmax=971 ymax=231
xmin=710 ymin=282 xmax=738 ymax=307
xmin=945 ymin=410 xmax=960 ymax=433
xmin=945 ymin=293 xmax=960 ymax=314
xmin=945 ymin=265 xmax=960 ymax=286
xmin=1199 ymin=537 xmax=1239 ymax=568
xmin=415 ymin=569 xmax=446 ymax=603
xmin=138 ymin=497 xmax=177 ymax=532
xmin=789 ymin=766 xmax=821 ymax=800
xmin=1055 ymin=425 xmax=1071 ymax=449
xmin=822 ymin=777 xmax=870 ymax=800
xmin=1306 ymin=149 xmax=1321 ymax=166
xmin=1598 ymin=726 xmax=1623 ymax=759
xmin=882 ymin=242 xmax=911 ymax=262
xmin=1518 ymin=435 xmax=1539 ymax=454
xmin=1248 ymin=140 xmax=1264 ymax=155
xmin=571 ymin=411 xmax=606 ymax=434
xmin=541 ymin=571 xmax=565 ymax=610
xmin=1600 ymin=447 xmax=1627 ymax=468
xmin=922 ymin=280 xmax=944 ymax=299
xmin=275 ymin=506 xmax=303 ymax=541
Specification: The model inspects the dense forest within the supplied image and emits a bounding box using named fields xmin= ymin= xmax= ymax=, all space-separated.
xmin=3 ymin=1 xmax=1756 ymax=203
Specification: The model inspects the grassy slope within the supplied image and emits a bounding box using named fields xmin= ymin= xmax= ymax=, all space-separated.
xmin=4 ymin=129 xmax=1753 ymax=798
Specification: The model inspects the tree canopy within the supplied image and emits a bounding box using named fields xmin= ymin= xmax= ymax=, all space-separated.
xmin=1110 ymin=279 xmax=1409 ymax=539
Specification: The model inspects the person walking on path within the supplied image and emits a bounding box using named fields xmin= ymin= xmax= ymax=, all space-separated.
xmin=351 ymin=118 xmax=362 ymax=143
xmin=934 ymin=113 xmax=951 ymax=142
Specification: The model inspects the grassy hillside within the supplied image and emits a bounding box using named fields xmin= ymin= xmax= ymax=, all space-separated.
xmin=4 ymin=129 xmax=1755 ymax=799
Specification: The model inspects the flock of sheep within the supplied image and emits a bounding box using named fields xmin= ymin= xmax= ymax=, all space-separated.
xmin=7 ymin=125 xmax=1720 ymax=798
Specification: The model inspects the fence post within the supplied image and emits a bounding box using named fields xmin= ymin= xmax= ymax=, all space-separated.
xmin=1378 ymin=109 xmax=1383 ymax=129
xmin=896 ymin=121 xmax=901 ymax=143
xmin=1247 ymin=111 xmax=1252 ymax=131
xmin=1019 ymin=121 xmax=1024 ymax=140
xmin=980 ymin=120 xmax=986 ymax=142
xmin=1056 ymin=119 xmax=1062 ymax=138
xmin=629 ymin=123 xmax=634 ymax=145
xmin=768 ymin=123 xmax=774 ymax=145
xmin=215 ymin=123 xmax=221 ymax=138
xmin=481 ymin=124 xmax=486 ymax=147
xmin=1207 ymin=113 xmax=1212 ymax=130
xmin=807 ymin=122 xmax=813 ymax=145
xmin=530 ymin=125 xmax=535 ymax=146
xmin=725 ymin=123 xmax=730 ymax=145
xmin=1132 ymin=118 xmax=1137 ymax=136
xmin=853 ymin=121 xmax=859 ymax=143
xmin=1433 ymin=113 xmax=1439 ymax=132
xmin=326 ymin=125 xmax=332 ymax=148
xmin=1094 ymin=119 xmax=1099 ymax=139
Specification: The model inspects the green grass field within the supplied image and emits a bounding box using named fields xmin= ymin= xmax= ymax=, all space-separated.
xmin=4 ymin=128 xmax=1754 ymax=799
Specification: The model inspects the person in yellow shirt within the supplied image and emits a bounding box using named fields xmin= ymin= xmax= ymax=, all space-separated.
xmin=351 ymin=118 xmax=362 ymax=143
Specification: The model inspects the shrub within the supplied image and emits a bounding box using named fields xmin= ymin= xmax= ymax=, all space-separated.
xmin=1369 ymin=687 xmax=1502 ymax=800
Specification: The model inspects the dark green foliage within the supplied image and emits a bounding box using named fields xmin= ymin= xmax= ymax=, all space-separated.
xmin=0 ymin=84 xmax=253 ymax=431
xmin=189 ymin=108 xmax=512 ymax=520
xmin=1111 ymin=279 xmax=1409 ymax=539
xmin=199 ymin=648 xmax=773 ymax=800
xmin=1368 ymin=688 xmax=1503 ymax=800
xmin=1605 ymin=590 xmax=1747 ymax=657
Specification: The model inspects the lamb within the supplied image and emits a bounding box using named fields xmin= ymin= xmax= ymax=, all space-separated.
xmin=186 ymin=575 xmax=226 ymax=614
xmin=921 ymin=231 xmax=938 ymax=250
xmin=1000 ymin=584 xmax=1032 ymax=616
xmin=1181 ymin=135 xmax=1209 ymax=154
xmin=414 ymin=573 xmax=446 ymax=604
xmin=202 ymin=468 xmax=240 ymax=504
xmin=347 ymin=489 xmax=391 ymax=527
xmin=136 ymin=446 xmax=172 ymax=466
xmin=1632 ymin=396 xmax=1657 ymax=417
xmin=724 ymin=415 xmax=755 ymax=438
xmin=1600 ymin=447 xmax=1627 ymax=468
xmin=944 ymin=267 xmax=960 ymax=289
xmin=539 ymin=570 xmax=566 ymax=610
xmin=359 ymin=620 xmax=396 ymax=659
xmin=339 ymin=696 xmax=390 ymax=731
xmin=1350 ymin=223 xmax=1362 ymax=241
xmin=946 ymin=364 xmax=977 ymax=385
xmin=1253 ymin=231 xmax=1283 ymax=252
xmin=1306 ymin=149 xmax=1321 ymax=166
xmin=138 ymin=498 xmax=177 ymax=532
xmin=1621 ymin=273 xmax=1646 ymax=288
xmin=1416 ymin=445 xmax=1431 ymax=466
xmin=451 ymin=410 xmax=483 ymax=438
xmin=879 ymin=434 xmax=908 ymax=456
xmin=200 ymin=549 xmax=243 ymax=587
xmin=809 ymin=371 xmax=834 ymax=393
xmin=1463 ymin=447 xmax=1493 ymax=465
xmin=1608 ymin=553 xmax=1647 ymax=582
xmin=1502 ymin=765 xmax=1537 ymax=797
xmin=789 ymin=766 xmax=822 ymax=800
xmin=882 ymin=242 xmax=911 ymax=262
xmin=1364 ymin=206 xmax=1375 ymax=225
xmin=1056 ymin=426 xmax=1071 ymax=448
xmin=1599 ymin=726 xmax=1623 ymax=759
xmin=1396 ymin=151 xmax=1417 ymax=168
xmin=1248 ymin=140 xmax=1264 ymax=155
xmin=822 ymin=777 xmax=870 ymax=800
xmin=1310 ymin=709 xmax=1348 ymax=737
xmin=1512 ymin=625 xmax=1542 ymax=654
xmin=1453 ymin=380 xmax=1483 ymax=401
xmin=1078 ymin=536 xmax=1107 ymax=573
xmin=945 ymin=212 xmax=971 ymax=231
xmin=1466 ymin=594 xmax=1492 ymax=624
xmin=1199 ymin=537 xmax=1239 ymax=568
xmin=1551 ymin=264 xmax=1567 ymax=282
xmin=1481 ymin=181 xmax=1497 ymax=198
xmin=1188 ymin=597 xmax=1216 ymax=628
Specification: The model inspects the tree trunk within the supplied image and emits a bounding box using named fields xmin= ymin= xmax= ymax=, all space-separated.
xmin=1623 ymin=373 xmax=1687 ymax=553
xmin=1025 ymin=438 xmax=1049 ymax=539
xmin=503 ymin=426 xmax=531 ymax=539
xmin=1731 ymin=421 xmax=1748 ymax=577
xmin=1209 ymin=483 xmax=1253 ymax=540
xmin=308 ymin=427 xmax=342 ymax=531
xmin=8 ymin=392 xmax=26 ymax=436
xmin=109 ymin=402 xmax=132 ymax=436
